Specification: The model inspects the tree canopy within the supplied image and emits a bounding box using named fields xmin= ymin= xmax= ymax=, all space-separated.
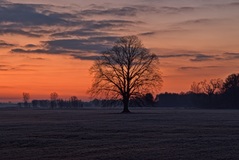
xmin=89 ymin=36 xmax=162 ymax=113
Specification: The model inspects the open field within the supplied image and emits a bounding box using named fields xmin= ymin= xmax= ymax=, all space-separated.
xmin=1 ymin=108 xmax=239 ymax=160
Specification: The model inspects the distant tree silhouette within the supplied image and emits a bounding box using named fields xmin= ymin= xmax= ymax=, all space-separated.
xmin=223 ymin=73 xmax=239 ymax=107
xmin=144 ymin=93 xmax=155 ymax=107
xmin=223 ymin=73 xmax=239 ymax=91
xmin=50 ymin=92 xmax=58 ymax=108
xmin=70 ymin=96 xmax=79 ymax=107
xmin=57 ymin=99 xmax=65 ymax=108
xmin=154 ymin=73 xmax=239 ymax=109
xmin=22 ymin=92 xmax=30 ymax=107
xmin=190 ymin=79 xmax=223 ymax=107
xmin=89 ymin=36 xmax=162 ymax=113
xmin=191 ymin=79 xmax=223 ymax=95
xmin=200 ymin=79 xmax=223 ymax=95
xmin=190 ymin=81 xmax=202 ymax=94
xmin=32 ymin=100 xmax=50 ymax=108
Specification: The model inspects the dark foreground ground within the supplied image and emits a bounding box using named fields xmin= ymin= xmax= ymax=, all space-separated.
xmin=0 ymin=108 xmax=239 ymax=160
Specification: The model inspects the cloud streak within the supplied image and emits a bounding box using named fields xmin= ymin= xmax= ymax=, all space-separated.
xmin=179 ymin=66 xmax=220 ymax=71
xmin=0 ymin=64 xmax=38 ymax=72
xmin=0 ymin=40 xmax=15 ymax=47
xmin=11 ymin=36 xmax=119 ymax=60
xmin=80 ymin=7 xmax=138 ymax=17
xmin=0 ymin=3 xmax=68 ymax=26
xmin=0 ymin=28 xmax=41 ymax=37
xmin=221 ymin=52 xmax=239 ymax=60
xmin=190 ymin=54 xmax=215 ymax=62
xmin=158 ymin=52 xmax=218 ymax=62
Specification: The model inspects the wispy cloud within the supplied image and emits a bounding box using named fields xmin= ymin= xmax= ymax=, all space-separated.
xmin=157 ymin=52 xmax=217 ymax=62
xmin=158 ymin=6 xmax=195 ymax=14
xmin=179 ymin=66 xmax=219 ymax=70
xmin=0 ymin=85 xmax=13 ymax=89
xmin=157 ymin=50 xmax=239 ymax=63
xmin=11 ymin=36 xmax=119 ymax=60
xmin=71 ymin=54 xmax=101 ymax=61
xmin=45 ymin=36 xmax=118 ymax=52
xmin=155 ymin=50 xmax=223 ymax=63
xmin=0 ymin=40 xmax=15 ymax=48
xmin=0 ymin=64 xmax=38 ymax=72
xmin=51 ymin=30 xmax=109 ymax=38
xmin=178 ymin=18 xmax=220 ymax=25
xmin=178 ymin=66 xmax=200 ymax=70
xmin=158 ymin=53 xmax=194 ymax=58
xmin=190 ymin=54 xmax=215 ymax=62
xmin=0 ymin=3 xmax=68 ymax=26
xmin=221 ymin=52 xmax=239 ymax=60
xmin=0 ymin=28 xmax=41 ymax=37
xmin=0 ymin=65 xmax=11 ymax=71
xmin=79 ymin=4 xmax=195 ymax=16
xmin=28 ymin=57 xmax=46 ymax=61
xmin=24 ymin=44 xmax=38 ymax=48
xmin=50 ymin=20 xmax=138 ymax=38
xmin=80 ymin=7 xmax=138 ymax=17
xmin=174 ymin=18 xmax=230 ymax=29
xmin=139 ymin=28 xmax=188 ymax=37
xmin=11 ymin=48 xmax=69 ymax=54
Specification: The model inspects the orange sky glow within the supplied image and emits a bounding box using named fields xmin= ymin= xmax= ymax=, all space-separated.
xmin=0 ymin=0 xmax=239 ymax=102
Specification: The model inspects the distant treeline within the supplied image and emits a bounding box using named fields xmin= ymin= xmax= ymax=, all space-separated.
xmin=18 ymin=91 xmax=238 ymax=109
xmin=87 ymin=90 xmax=239 ymax=109
xmin=19 ymin=93 xmax=85 ymax=109
xmin=18 ymin=73 xmax=239 ymax=109
xmin=18 ymin=94 xmax=155 ymax=109
xmin=156 ymin=73 xmax=239 ymax=109
xmin=155 ymin=92 xmax=238 ymax=109
xmin=18 ymin=99 xmax=84 ymax=109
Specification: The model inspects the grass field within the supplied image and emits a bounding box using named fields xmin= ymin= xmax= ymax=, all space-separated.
xmin=0 ymin=108 xmax=239 ymax=160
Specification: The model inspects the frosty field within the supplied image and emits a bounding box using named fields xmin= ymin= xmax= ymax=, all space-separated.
xmin=0 ymin=108 xmax=239 ymax=160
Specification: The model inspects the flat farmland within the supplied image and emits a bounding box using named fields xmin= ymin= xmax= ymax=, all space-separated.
xmin=0 ymin=108 xmax=239 ymax=160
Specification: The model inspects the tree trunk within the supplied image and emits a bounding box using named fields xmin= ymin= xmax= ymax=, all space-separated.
xmin=122 ymin=97 xmax=130 ymax=113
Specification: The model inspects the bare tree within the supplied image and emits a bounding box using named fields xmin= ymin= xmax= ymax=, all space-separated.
xmin=50 ymin=92 xmax=58 ymax=108
xmin=50 ymin=92 xmax=58 ymax=101
xmin=223 ymin=73 xmax=239 ymax=91
xmin=223 ymin=73 xmax=239 ymax=107
xmin=22 ymin=92 xmax=30 ymax=107
xmin=89 ymin=36 xmax=163 ymax=113
xmin=70 ymin=96 xmax=78 ymax=102
xmin=200 ymin=79 xmax=223 ymax=95
xmin=190 ymin=81 xmax=202 ymax=94
xmin=70 ymin=96 xmax=79 ymax=107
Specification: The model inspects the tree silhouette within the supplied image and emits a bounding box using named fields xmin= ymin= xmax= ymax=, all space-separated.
xmin=89 ymin=36 xmax=162 ymax=113
xmin=70 ymin=96 xmax=79 ymax=107
xmin=50 ymin=92 xmax=58 ymax=108
xmin=22 ymin=92 xmax=30 ymax=107
xmin=190 ymin=81 xmax=202 ymax=94
xmin=200 ymin=79 xmax=223 ymax=95
xmin=223 ymin=73 xmax=239 ymax=91
xmin=223 ymin=73 xmax=239 ymax=107
xmin=144 ymin=93 xmax=155 ymax=107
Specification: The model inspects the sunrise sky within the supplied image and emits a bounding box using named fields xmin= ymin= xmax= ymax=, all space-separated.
xmin=0 ymin=0 xmax=239 ymax=102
